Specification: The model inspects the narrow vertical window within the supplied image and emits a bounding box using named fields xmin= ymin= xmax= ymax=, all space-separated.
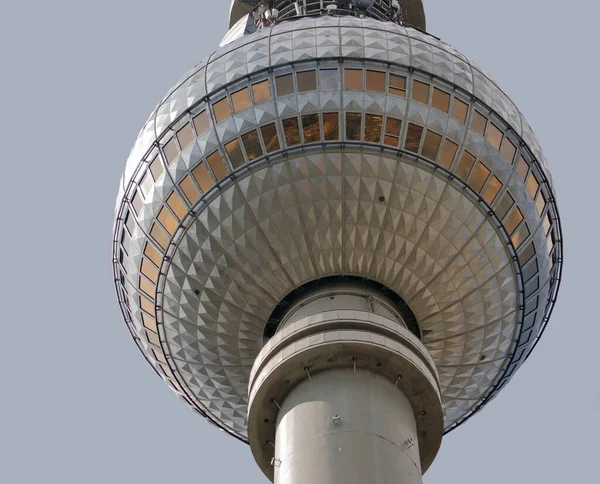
xmin=470 ymin=162 xmax=491 ymax=192
xmin=364 ymin=114 xmax=383 ymax=143
xmin=438 ymin=139 xmax=458 ymax=169
xmin=261 ymin=123 xmax=281 ymax=152
xmin=192 ymin=162 xmax=214 ymax=192
xmin=225 ymin=139 xmax=246 ymax=168
xmin=422 ymin=130 xmax=442 ymax=160
xmin=179 ymin=175 xmax=201 ymax=203
xmin=471 ymin=111 xmax=487 ymax=136
xmin=282 ymin=117 xmax=301 ymax=147
xmin=212 ymin=98 xmax=231 ymax=124
xmin=149 ymin=156 xmax=164 ymax=181
xmin=384 ymin=117 xmax=401 ymax=147
xmin=193 ymin=110 xmax=210 ymax=137
xmin=501 ymin=138 xmax=517 ymax=163
xmin=323 ymin=113 xmax=340 ymax=141
xmin=451 ymin=98 xmax=468 ymax=123
xmin=432 ymin=88 xmax=450 ymax=113
xmin=486 ymin=123 xmax=503 ymax=150
xmin=176 ymin=124 xmax=195 ymax=150
xmin=482 ymin=176 xmax=502 ymax=204
xmin=404 ymin=124 xmax=423 ymax=152
xmin=206 ymin=151 xmax=228 ymax=181
xmin=389 ymin=74 xmax=406 ymax=97
xmin=242 ymin=130 xmax=264 ymax=160
xmin=412 ymin=80 xmax=430 ymax=104
xmin=163 ymin=138 xmax=178 ymax=165
xmin=455 ymin=151 xmax=476 ymax=179
xmin=252 ymin=80 xmax=271 ymax=104
xmin=345 ymin=113 xmax=362 ymax=141
xmin=302 ymin=114 xmax=321 ymax=143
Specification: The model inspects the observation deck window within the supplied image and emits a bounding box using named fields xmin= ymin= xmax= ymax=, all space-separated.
xmin=323 ymin=113 xmax=340 ymax=141
xmin=282 ymin=117 xmax=301 ymax=146
xmin=179 ymin=175 xmax=201 ymax=205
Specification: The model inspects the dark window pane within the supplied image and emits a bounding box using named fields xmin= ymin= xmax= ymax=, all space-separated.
xmin=482 ymin=176 xmax=502 ymax=204
xmin=364 ymin=114 xmax=383 ymax=143
xmin=502 ymin=138 xmax=517 ymax=163
xmin=252 ymin=80 xmax=271 ymax=104
xmin=486 ymin=123 xmax=503 ymax=150
xmin=412 ymin=80 xmax=430 ymax=104
xmin=163 ymin=138 xmax=178 ymax=165
xmin=207 ymin=151 xmax=228 ymax=180
xmin=302 ymin=114 xmax=321 ymax=143
xmin=282 ymin=117 xmax=301 ymax=147
xmin=496 ymin=193 xmax=515 ymax=220
xmin=297 ymin=70 xmax=317 ymax=92
xmin=456 ymin=151 xmax=476 ymax=179
xmin=344 ymin=69 xmax=363 ymax=90
xmin=319 ymin=69 xmax=340 ymax=90
xmin=242 ymin=130 xmax=264 ymax=160
xmin=438 ymin=139 xmax=458 ymax=169
xmin=471 ymin=110 xmax=487 ymax=136
xmin=261 ymin=123 xmax=281 ymax=152
xmin=422 ymin=130 xmax=442 ymax=160
xmin=345 ymin=113 xmax=362 ymax=141
xmin=366 ymin=70 xmax=386 ymax=92
xmin=176 ymin=124 xmax=195 ymax=150
xmin=192 ymin=162 xmax=214 ymax=192
xmin=231 ymin=87 xmax=251 ymax=113
xmin=276 ymin=74 xmax=294 ymax=97
xmin=193 ymin=110 xmax=210 ymax=137
xmin=149 ymin=156 xmax=164 ymax=181
xmin=432 ymin=88 xmax=450 ymax=113
xmin=404 ymin=124 xmax=423 ymax=152
xmin=470 ymin=161 xmax=491 ymax=192
xmin=212 ymin=98 xmax=231 ymax=124
xmin=225 ymin=138 xmax=246 ymax=168
xmin=451 ymin=98 xmax=468 ymax=123
xmin=386 ymin=117 xmax=401 ymax=137
xmin=323 ymin=113 xmax=340 ymax=141
xmin=384 ymin=135 xmax=399 ymax=147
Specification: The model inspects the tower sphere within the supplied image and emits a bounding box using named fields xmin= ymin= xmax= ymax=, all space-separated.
xmin=113 ymin=3 xmax=562 ymax=476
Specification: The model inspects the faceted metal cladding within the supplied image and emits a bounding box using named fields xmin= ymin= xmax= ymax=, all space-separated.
xmin=113 ymin=16 xmax=563 ymax=443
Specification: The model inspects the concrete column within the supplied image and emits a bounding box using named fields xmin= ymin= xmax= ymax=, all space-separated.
xmin=274 ymin=368 xmax=422 ymax=484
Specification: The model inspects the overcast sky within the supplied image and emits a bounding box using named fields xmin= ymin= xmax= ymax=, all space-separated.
xmin=0 ymin=0 xmax=597 ymax=482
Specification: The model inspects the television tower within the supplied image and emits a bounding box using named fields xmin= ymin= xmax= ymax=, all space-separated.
xmin=112 ymin=1 xmax=563 ymax=482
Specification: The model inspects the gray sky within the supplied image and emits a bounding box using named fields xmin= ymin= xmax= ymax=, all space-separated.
xmin=0 ymin=0 xmax=597 ymax=482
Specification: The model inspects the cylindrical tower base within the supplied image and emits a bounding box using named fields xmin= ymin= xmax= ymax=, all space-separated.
xmin=275 ymin=367 xmax=422 ymax=484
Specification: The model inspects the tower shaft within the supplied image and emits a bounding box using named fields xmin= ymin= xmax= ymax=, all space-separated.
xmin=247 ymin=283 xmax=443 ymax=482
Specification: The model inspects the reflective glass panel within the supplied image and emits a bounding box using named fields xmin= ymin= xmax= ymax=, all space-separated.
xmin=412 ymin=80 xmax=430 ymax=104
xmin=496 ymin=193 xmax=515 ymax=220
xmin=242 ymin=130 xmax=264 ymax=160
xmin=166 ymin=191 xmax=187 ymax=220
xmin=404 ymin=124 xmax=423 ymax=152
xmin=207 ymin=151 xmax=228 ymax=180
xmin=517 ymin=156 xmax=529 ymax=181
xmin=142 ymin=313 xmax=158 ymax=333
xmin=252 ymin=80 xmax=271 ymax=104
xmin=543 ymin=213 xmax=552 ymax=235
xmin=261 ymin=123 xmax=281 ymax=152
xmin=193 ymin=110 xmax=210 ymax=136
xmin=141 ymin=259 xmax=159 ymax=283
xmin=323 ymin=113 xmax=340 ymax=141
xmin=456 ymin=151 xmax=476 ymax=179
xmin=225 ymin=139 xmax=246 ymax=168
xmin=438 ymin=139 xmax=458 ymax=169
xmin=319 ymin=69 xmax=340 ymax=90
xmin=364 ymin=114 xmax=383 ymax=143
xmin=535 ymin=191 xmax=546 ymax=216
xmin=144 ymin=243 xmax=163 ymax=267
xmin=471 ymin=111 xmax=487 ymax=136
xmin=519 ymin=242 xmax=536 ymax=266
xmin=504 ymin=207 xmax=524 ymax=234
xmin=302 ymin=114 xmax=321 ymax=143
xmin=150 ymin=224 xmax=169 ymax=250
xmin=212 ymin=98 xmax=231 ymax=124
xmin=345 ymin=113 xmax=362 ymax=141
xmin=344 ymin=69 xmax=363 ymax=90
xmin=422 ymin=130 xmax=442 ymax=160
xmin=163 ymin=138 xmax=178 ymax=165
xmin=384 ymin=118 xmax=401 ymax=146
xmin=482 ymin=176 xmax=502 ymax=204
xmin=176 ymin=124 xmax=195 ymax=150
xmin=157 ymin=206 xmax=178 ymax=235
xmin=511 ymin=223 xmax=530 ymax=248
xmin=132 ymin=192 xmax=142 ymax=216
xmin=149 ymin=156 xmax=164 ymax=181
xmin=470 ymin=162 xmax=491 ymax=192
xmin=366 ymin=70 xmax=386 ymax=92
xmin=147 ymin=331 xmax=160 ymax=347
xmin=502 ymin=138 xmax=517 ymax=163
xmin=139 ymin=296 xmax=155 ymax=316
xmin=389 ymin=74 xmax=406 ymax=96
xmin=231 ymin=87 xmax=251 ymax=113
xmin=297 ymin=70 xmax=317 ymax=92
xmin=140 ymin=171 xmax=153 ymax=199
xmin=451 ymin=98 xmax=468 ymax=123
xmin=276 ymin=74 xmax=294 ymax=97
xmin=139 ymin=277 xmax=155 ymax=298
xmin=526 ymin=172 xmax=540 ymax=198
xmin=486 ymin=123 xmax=503 ymax=150
xmin=192 ymin=162 xmax=214 ymax=192
xmin=282 ymin=117 xmax=301 ymax=146
xmin=179 ymin=175 xmax=200 ymax=204
xmin=432 ymin=88 xmax=450 ymax=113
xmin=125 ymin=211 xmax=135 ymax=235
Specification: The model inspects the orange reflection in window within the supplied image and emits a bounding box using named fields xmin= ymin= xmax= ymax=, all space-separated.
xmin=252 ymin=80 xmax=271 ymax=104
xmin=451 ymin=98 xmax=468 ymax=123
xmin=141 ymin=258 xmax=159 ymax=283
xmin=389 ymin=74 xmax=406 ymax=97
xmin=166 ymin=191 xmax=187 ymax=220
xmin=344 ymin=69 xmax=363 ymax=90
xmin=366 ymin=70 xmax=386 ymax=93
xmin=501 ymin=138 xmax=516 ymax=163
xmin=438 ymin=139 xmax=458 ymax=169
xmin=412 ymin=80 xmax=430 ymax=104
xmin=496 ymin=193 xmax=515 ymax=220
xmin=456 ymin=151 xmax=476 ymax=180
xmin=139 ymin=276 xmax=155 ymax=298
xmin=225 ymin=139 xmax=246 ymax=168
xmin=404 ymin=124 xmax=423 ymax=152
xmin=179 ymin=175 xmax=201 ymax=204
xmin=177 ymin=124 xmax=195 ymax=150
xmin=364 ymin=114 xmax=383 ymax=143
xmin=192 ymin=162 xmax=214 ymax=192
xmin=144 ymin=243 xmax=163 ymax=267
xmin=470 ymin=162 xmax=491 ymax=192
xmin=150 ymin=224 xmax=169 ymax=250
xmin=482 ymin=176 xmax=502 ymax=204
xmin=517 ymin=156 xmax=529 ymax=181
xmin=297 ymin=70 xmax=317 ymax=92
xmin=163 ymin=138 xmax=178 ymax=165
xmin=276 ymin=74 xmax=294 ymax=97
xmin=207 ymin=151 xmax=228 ymax=181
xmin=261 ymin=123 xmax=281 ymax=152
xmin=511 ymin=223 xmax=530 ymax=248
xmin=323 ymin=113 xmax=340 ymax=141
xmin=231 ymin=88 xmax=251 ymax=113
xmin=471 ymin=111 xmax=487 ymax=136
xmin=212 ymin=98 xmax=231 ymax=124
xmin=486 ymin=123 xmax=503 ymax=150
xmin=242 ymin=130 xmax=264 ymax=160
xmin=283 ymin=117 xmax=301 ymax=147
xmin=193 ymin=110 xmax=210 ymax=137
xmin=139 ymin=296 xmax=155 ymax=316
xmin=504 ymin=207 xmax=524 ymax=234
xmin=422 ymin=130 xmax=442 ymax=160
xmin=526 ymin=172 xmax=539 ymax=199
xmin=384 ymin=117 xmax=401 ymax=147
xmin=149 ymin=156 xmax=164 ymax=181
xmin=302 ymin=114 xmax=321 ymax=143
xmin=432 ymin=88 xmax=450 ymax=113
xmin=157 ymin=206 xmax=178 ymax=235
